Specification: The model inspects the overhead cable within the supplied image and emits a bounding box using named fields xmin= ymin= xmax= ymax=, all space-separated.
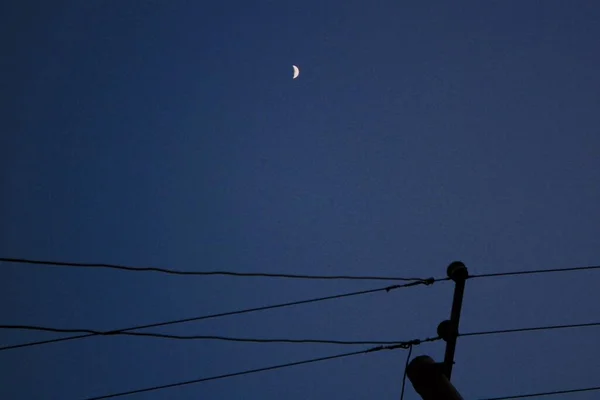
xmin=460 ymin=321 xmax=600 ymax=338
xmin=3 ymin=320 xmax=597 ymax=352
xmin=3 ymin=257 xmax=598 ymax=282
xmin=0 ymin=257 xmax=438 ymax=282
xmin=0 ymin=324 xmax=413 ymax=346
xmin=399 ymin=344 xmax=414 ymax=400
xmin=81 ymin=338 xmax=435 ymax=400
xmin=0 ymin=281 xmax=428 ymax=352
xmin=469 ymin=264 xmax=600 ymax=280
xmin=476 ymin=385 xmax=600 ymax=399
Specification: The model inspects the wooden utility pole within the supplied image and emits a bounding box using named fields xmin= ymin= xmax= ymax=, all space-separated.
xmin=406 ymin=261 xmax=468 ymax=400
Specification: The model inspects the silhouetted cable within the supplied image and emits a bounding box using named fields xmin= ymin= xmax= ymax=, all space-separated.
xmin=477 ymin=385 xmax=600 ymax=399
xmin=0 ymin=332 xmax=86 ymax=351
xmin=83 ymin=349 xmax=365 ymax=399
xmin=469 ymin=264 xmax=600 ymax=279
xmin=0 ymin=324 xmax=416 ymax=345
xmin=4 ymin=257 xmax=599 ymax=282
xmin=399 ymin=344 xmax=413 ymax=400
xmin=0 ymin=281 xmax=429 ymax=352
xmin=460 ymin=321 xmax=600 ymax=338
xmin=0 ymin=257 xmax=439 ymax=282
xmin=82 ymin=339 xmax=435 ymax=400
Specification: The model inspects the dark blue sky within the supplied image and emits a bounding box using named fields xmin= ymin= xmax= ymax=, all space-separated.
xmin=2 ymin=1 xmax=599 ymax=399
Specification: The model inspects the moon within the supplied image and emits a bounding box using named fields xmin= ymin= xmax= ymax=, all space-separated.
xmin=292 ymin=65 xmax=300 ymax=79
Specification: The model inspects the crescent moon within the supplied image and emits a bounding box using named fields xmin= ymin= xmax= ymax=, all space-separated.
xmin=292 ymin=65 xmax=300 ymax=79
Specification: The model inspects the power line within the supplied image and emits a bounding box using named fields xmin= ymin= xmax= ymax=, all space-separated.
xmin=469 ymin=264 xmax=600 ymax=279
xmin=460 ymin=321 xmax=600 ymax=338
xmin=4 ymin=320 xmax=596 ymax=351
xmin=399 ymin=344 xmax=414 ymax=400
xmin=0 ymin=281 xmax=429 ymax=352
xmin=81 ymin=339 xmax=434 ymax=400
xmin=0 ymin=257 xmax=438 ymax=282
xmin=82 ymin=349 xmax=367 ymax=399
xmin=3 ymin=257 xmax=598 ymax=282
xmin=0 ymin=324 xmax=414 ymax=345
xmin=68 ymin=320 xmax=600 ymax=400
xmin=477 ymin=385 xmax=600 ymax=399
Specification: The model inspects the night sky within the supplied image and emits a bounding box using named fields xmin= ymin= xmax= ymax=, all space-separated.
xmin=2 ymin=2 xmax=599 ymax=399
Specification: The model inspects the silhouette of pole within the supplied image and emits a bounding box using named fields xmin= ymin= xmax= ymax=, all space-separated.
xmin=406 ymin=261 xmax=468 ymax=400
xmin=438 ymin=261 xmax=468 ymax=380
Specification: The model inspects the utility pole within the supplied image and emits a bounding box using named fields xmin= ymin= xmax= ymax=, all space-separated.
xmin=406 ymin=261 xmax=468 ymax=400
